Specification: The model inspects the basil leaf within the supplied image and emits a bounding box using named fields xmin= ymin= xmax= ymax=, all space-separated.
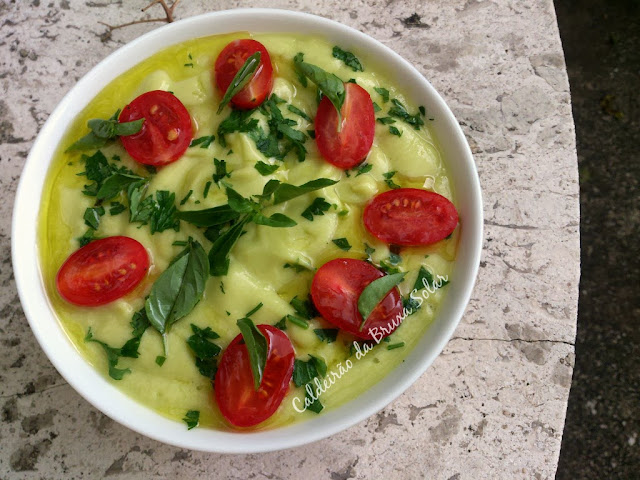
xmin=177 ymin=205 xmax=240 ymax=227
xmin=294 ymin=53 xmax=346 ymax=127
xmin=254 ymin=161 xmax=279 ymax=176
xmin=145 ymin=240 xmax=209 ymax=355
xmin=252 ymin=212 xmax=297 ymax=228
xmin=217 ymin=51 xmax=261 ymax=114
xmin=97 ymin=173 xmax=144 ymax=200
xmin=374 ymin=87 xmax=390 ymax=103
xmin=332 ymin=238 xmax=351 ymax=251
xmin=66 ymin=132 xmax=108 ymax=152
xmin=68 ymin=115 xmax=143 ymax=152
xmin=313 ymin=328 xmax=338 ymax=343
xmin=226 ymin=187 xmax=257 ymax=214
xmin=236 ymin=317 xmax=268 ymax=390
xmin=114 ymin=118 xmax=145 ymax=136
xmin=272 ymin=178 xmax=339 ymax=204
xmin=332 ymin=46 xmax=364 ymax=72
xmin=301 ymin=197 xmax=331 ymax=221
xmin=209 ymin=216 xmax=250 ymax=276
xmin=183 ymin=410 xmax=199 ymax=430
xmin=357 ymin=272 xmax=405 ymax=330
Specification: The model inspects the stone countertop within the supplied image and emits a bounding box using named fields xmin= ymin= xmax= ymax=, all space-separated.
xmin=0 ymin=1 xmax=579 ymax=478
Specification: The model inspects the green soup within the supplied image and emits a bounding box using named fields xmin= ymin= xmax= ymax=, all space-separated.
xmin=38 ymin=32 xmax=458 ymax=430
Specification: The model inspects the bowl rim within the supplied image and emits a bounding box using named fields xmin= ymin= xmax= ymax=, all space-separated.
xmin=11 ymin=8 xmax=483 ymax=453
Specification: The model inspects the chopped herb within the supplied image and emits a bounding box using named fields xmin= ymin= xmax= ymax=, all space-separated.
xmin=374 ymin=87 xmax=390 ymax=103
xmin=293 ymin=52 xmax=308 ymax=87
xmin=387 ymin=342 xmax=405 ymax=350
xmin=413 ymin=266 xmax=449 ymax=290
xmin=66 ymin=110 xmax=144 ymax=152
xmin=389 ymin=252 xmax=402 ymax=265
xmin=283 ymin=262 xmax=311 ymax=273
xmin=183 ymin=410 xmax=199 ymax=430
xmin=83 ymin=206 xmax=104 ymax=230
xmin=217 ymin=52 xmax=261 ymax=114
xmin=97 ymin=173 xmax=145 ymax=200
xmin=379 ymin=260 xmax=401 ymax=275
xmin=261 ymin=178 xmax=338 ymax=205
xmin=203 ymin=181 xmax=212 ymax=198
xmin=274 ymin=317 xmax=287 ymax=330
xmin=155 ymin=356 xmax=166 ymax=366
xmin=109 ymin=202 xmax=126 ymax=215
xmin=245 ymin=302 xmax=264 ymax=318
xmin=383 ymin=171 xmax=401 ymax=190
xmin=290 ymin=296 xmax=316 ymax=319
xmin=217 ymin=109 xmax=260 ymax=148
xmin=338 ymin=209 xmax=349 ymax=216
xmin=372 ymin=102 xmax=382 ymax=113
xmin=293 ymin=355 xmax=327 ymax=387
xmin=376 ymin=117 xmax=396 ymax=125
xmin=355 ymin=163 xmax=373 ymax=176
xmin=77 ymin=228 xmax=97 ymax=247
xmin=307 ymin=129 xmax=316 ymax=139
xmin=177 ymin=204 xmax=240 ymax=228
xmin=286 ymin=315 xmax=309 ymax=329
xmin=237 ymin=318 xmax=268 ymax=390
xmin=403 ymin=295 xmax=421 ymax=314
xmin=254 ymin=161 xmax=280 ymax=176
xmin=179 ymin=190 xmax=193 ymax=206
xmin=332 ymin=238 xmax=352 ymax=251
xmin=190 ymin=135 xmax=215 ymax=148
xmin=389 ymin=125 xmax=402 ymax=137
xmin=313 ymin=328 xmax=339 ymax=343
xmin=301 ymin=197 xmax=331 ymax=221
xmin=184 ymin=63 xmax=194 ymax=67
xmin=213 ymin=158 xmax=229 ymax=183
xmin=357 ymin=272 xmax=405 ymax=330
xmin=84 ymin=328 xmax=131 ymax=380
xmin=419 ymin=106 xmax=426 ymax=116
xmin=220 ymin=281 xmax=225 ymax=294
xmin=332 ymin=46 xmax=364 ymax=72
xmin=172 ymin=240 xmax=188 ymax=247
xmin=388 ymin=98 xmax=424 ymax=129
xmin=287 ymin=104 xmax=311 ymax=121
xmin=364 ymin=243 xmax=375 ymax=258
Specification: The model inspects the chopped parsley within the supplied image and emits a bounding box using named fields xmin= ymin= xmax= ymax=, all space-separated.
xmin=374 ymin=87 xmax=390 ymax=103
xmin=332 ymin=46 xmax=364 ymax=72
xmin=183 ymin=410 xmax=199 ymax=430
xmin=190 ymin=135 xmax=215 ymax=148
xmin=301 ymin=197 xmax=331 ymax=221
xmin=388 ymin=98 xmax=424 ymax=130
xmin=383 ymin=171 xmax=401 ymax=190
xmin=332 ymin=238 xmax=352 ymax=251
xmin=313 ymin=328 xmax=338 ymax=343
xmin=389 ymin=125 xmax=402 ymax=137
xmin=355 ymin=163 xmax=373 ymax=176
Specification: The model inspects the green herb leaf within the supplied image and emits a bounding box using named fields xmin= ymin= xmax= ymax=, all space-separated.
xmin=179 ymin=190 xmax=193 ymax=206
xmin=190 ymin=135 xmax=215 ymax=148
xmin=388 ymin=98 xmax=424 ymax=129
xmin=236 ymin=317 xmax=268 ymax=390
xmin=286 ymin=315 xmax=309 ymax=329
xmin=290 ymin=296 xmax=316 ymax=319
xmin=145 ymin=240 xmax=209 ymax=354
xmin=83 ymin=206 xmax=104 ymax=230
xmin=213 ymin=158 xmax=230 ymax=184
xmin=355 ymin=164 xmax=373 ymax=176
xmin=187 ymin=324 xmax=221 ymax=360
xmin=209 ymin=216 xmax=250 ymax=276
xmin=313 ymin=328 xmax=338 ymax=343
xmin=294 ymin=53 xmax=346 ymax=127
xmin=254 ymin=161 xmax=279 ymax=176
xmin=387 ymin=342 xmax=405 ymax=350
xmin=383 ymin=171 xmax=401 ymax=190
xmin=358 ymin=272 xmax=405 ymax=330
xmin=183 ymin=410 xmax=200 ymax=430
xmin=217 ymin=110 xmax=260 ymax=148
xmin=177 ymin=204 xmax=240 ymax=227
xmin=372 ymin=102 xmax=382 ymax=113
xmin=114 ymin=118 xmax=145 ymax=136
xmin=67 ymin=114 xmax=143 ymax=152
xmin=84 ymin=328 xmax=131 ymax=380
xmin=377 ymin=116 xmax=396 ymax=125
xmin=217 ymin=52 xmax=262 ymax=114
xmin=283 ymin=262 xmax=311 ymax=273
xmin=245 ymin=303 xmax=263 ymax=318
xmin=374 ymin=87 xmax=390 ymax=103
xmin=77 ymin=228 xmax=97 ymax=247
xmin=364 ymin=243 xmax=375 ymax=259
xmin=287 ymin=104 xmax=311 ymax=121
xmin=155 ymin=356 xmax=166 ymax=366
xmin=272 ymin=178 xmax=339 ymax=204
xmin=332 ymin=46 xmax=364 ymax=72
xmin=389 ymin=125 xmax=402 ymax=137
xmin=109 ymin=202 xmax=126 ymax=216
xmin=226 ymin=187 xmax=257 ymax=213
xmin=66 ymin=132 xmax=108 ymax=152
xmin=301 ymin=197 xmax=331 ymax=221
xmin=252 ymin=212 xmax=297 ymax=228
xmin=274 ymin=317 xmax=287 ymax=330
xmin=413 ymin=266 xmax=449 ymax=290
xmin=293 ymin=355 xmax=327 ymax=387
xmin=332 ymin=238 xmax=352 ymax=251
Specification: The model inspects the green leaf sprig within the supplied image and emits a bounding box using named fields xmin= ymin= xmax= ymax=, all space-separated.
xmin=236 ymin=318 xmax=268 ymax=390
xmin=294 ymin=53 xmax=346 ymax=130
xmin=357 ymin=272 xmax=406 ymax=331
xmin=217 ymin=52 xmax=261 ymax=114
xmin=332 ymin=46 xmax=364 ymax=72
xmin=145 ymin=239 xmax=209 ymax=356
xmin=67 ymin=110 xmax=144 ymax=152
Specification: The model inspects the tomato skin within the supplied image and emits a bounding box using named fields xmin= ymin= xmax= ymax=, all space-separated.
xmin=310 ymin=258 xmax=403 ymax=341
xmin=119 ymin=90 xmax=193 ymax=166
xmin=315 ymin=82 xmax=375 ymax=169
xmin=214 ymin=39 xmax=274 ymax=110
xmin=56 ymin=236 xmax=149 ymax=307
xmin=363 ymin=189 xmax=459 ymax=246
xmin=215 ymin=325 xmax=294 ymax=427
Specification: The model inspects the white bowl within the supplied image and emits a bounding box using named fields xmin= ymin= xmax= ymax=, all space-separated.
xmin=11 ymin=9 xmax=483 ymax=453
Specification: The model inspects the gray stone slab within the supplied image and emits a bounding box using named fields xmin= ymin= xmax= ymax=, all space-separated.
xmin=0 ymin=0 xmax=579 ymax=478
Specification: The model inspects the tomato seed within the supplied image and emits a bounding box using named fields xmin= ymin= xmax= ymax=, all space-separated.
xmin=167 ymin=128 xmax=179 ymax=141
xmin=150 ymin=104 xmax=159 ymax=115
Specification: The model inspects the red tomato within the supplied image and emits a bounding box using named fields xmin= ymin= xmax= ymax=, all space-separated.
xmin=214 ymin=39 xmax=274 ymax=110
xmin=310 ymin=258 xmax=403 ymax=341
xmin=215 ymin=325 xmax=295 ymax=427
xmin=363 ymin=188 xmax=459 ymax=246
xmin=315 ymin=82 xmax=375 ymax=169
xmin=56 ymin=236 xmax=149 ymax=306
xmin=119 ymin=90 xmax=193 ymax=166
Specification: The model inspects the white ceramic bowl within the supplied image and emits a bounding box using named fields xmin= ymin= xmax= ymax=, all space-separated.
xmin=12 ymin=9 xmax=482 ymax=453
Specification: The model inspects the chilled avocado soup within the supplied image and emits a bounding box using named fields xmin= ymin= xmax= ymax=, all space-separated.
xmin=38 ymin=32 xmax=458 ymax=430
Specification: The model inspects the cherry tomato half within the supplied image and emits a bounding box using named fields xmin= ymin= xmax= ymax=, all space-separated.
xmin=56 ymin=236 xmax=149 ymax=307
xmin=315 ymin=82 xmax=375 ymax=169
xmin=214 ymin=39 xmax=274 ymax=110
xmin=215 ymin=325 xmax=295 ymax=427
xmin=363 ymin=188 xmax=459 ymax=246
xmin=310 ymin=258 xmax=403 ymax=341
xmin=119 ymin=90 xmax=193 ymax=166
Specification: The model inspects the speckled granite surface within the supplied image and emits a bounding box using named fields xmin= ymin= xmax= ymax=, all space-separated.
xmin=0 ymin=1 xmax=578 ymax=478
